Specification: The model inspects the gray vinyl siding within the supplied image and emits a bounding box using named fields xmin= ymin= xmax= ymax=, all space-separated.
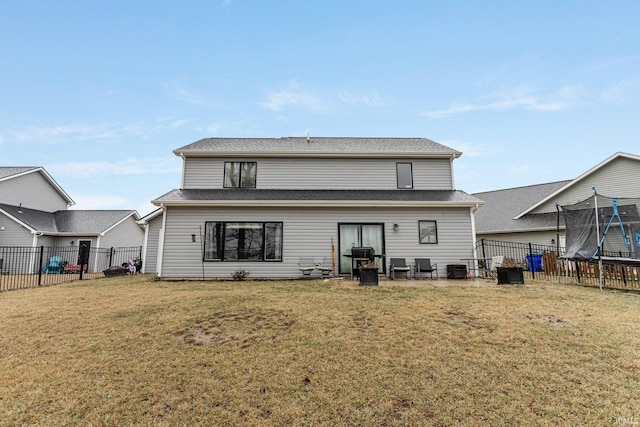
xmin=143 ymin=215 xmax=162 ymax=274
xmin=182 ymin=157 xmax=453 ymax=190
xmin=0 ymin=216 xmax=33 ymax=246
xmin=100 ymin=217 xmax=145 ymax=248
xmin=158 ymin=206 xmax=474 ymax=279
xmin=0 ymin=172 xmax=69 ymax=212
xmin=37 ymin=235 xmax=56 ymax=247
xmin=532 ymin=157 xmax=640 ymax=214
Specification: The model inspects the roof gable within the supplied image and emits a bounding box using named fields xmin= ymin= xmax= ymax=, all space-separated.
xmin=514 ymin=152 xmax=640 ymax=218
xmin=0 ymin=166 xmax=75 ymax=206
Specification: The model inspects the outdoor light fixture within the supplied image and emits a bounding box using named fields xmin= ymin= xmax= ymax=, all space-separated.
xmin=70 ymin=240 xmax=75 ymax=245
xmin=393 ymin=223 xmax=400 ymax=232
xmin=191 ymin=234 xmax=196 ymax=242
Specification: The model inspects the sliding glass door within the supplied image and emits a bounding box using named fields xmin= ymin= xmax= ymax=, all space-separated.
xmin=338 ymin=223 xmax=385 ymax=275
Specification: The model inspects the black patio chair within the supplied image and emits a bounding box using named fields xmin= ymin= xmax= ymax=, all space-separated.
xmin=414 ymin=258 xmax=438 ymax=279
xmin=389 ymin=258 xmax=411 ymax=279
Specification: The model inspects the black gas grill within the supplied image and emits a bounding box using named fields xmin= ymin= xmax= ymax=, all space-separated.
xmin=350 ymin=246 xmax=376 ymax=278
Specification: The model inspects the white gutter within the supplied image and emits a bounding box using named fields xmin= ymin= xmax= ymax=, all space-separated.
xmin=174 ymin=150 xmax=461 ymax=160
xmin=151 ymin=200 xmax=484 ymax=208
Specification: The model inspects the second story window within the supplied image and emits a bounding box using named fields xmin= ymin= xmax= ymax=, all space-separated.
xmin=396 ymin=163 xmax=413 ymax=189
xmin=224 ymin=162 xmax=257 ymax=188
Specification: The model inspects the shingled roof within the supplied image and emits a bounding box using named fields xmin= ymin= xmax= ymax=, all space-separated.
xmin=153 ymin=188 xmax=482 ymax=207
xmin=174 ymin=137 xmax=462 ymax=158
xmin=0 ymin=166 xmax=40 ymax=180
xmin=473 ymin=180 xmax=572 ymax=233
xmin=0 ymin=203 xmax=139 ymax=234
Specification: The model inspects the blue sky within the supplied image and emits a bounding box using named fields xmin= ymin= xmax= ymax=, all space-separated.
xmin=2 ymin=0 xmax=639 ymax=216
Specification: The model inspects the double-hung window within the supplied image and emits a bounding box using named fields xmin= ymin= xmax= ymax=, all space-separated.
xmin=224 ymin=162 xmax=257 ymax=188
xmin=396 ymin=162 xmax=413 ymax=189
xmin=204 ymin=221 xmax=283 ymax=261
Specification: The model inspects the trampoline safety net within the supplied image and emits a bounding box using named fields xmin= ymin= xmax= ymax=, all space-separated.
xmin=562 ymin=192 xmax=640 ymax=261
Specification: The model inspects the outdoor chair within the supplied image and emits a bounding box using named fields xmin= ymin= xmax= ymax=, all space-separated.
xmin=45 ymin=255 xmax=64 ymax=274
xmin=389 ymin=258 xmax=411 ymax=279
xmin=414 ymin=258 xmax=438 ymax=279
xmin=297 ymin=257 xmax=316 ymax=277
xmin=317 ymin=257 xmax=334 ymax=278
xmin=486 ymin=255 xmax=504 ymax=280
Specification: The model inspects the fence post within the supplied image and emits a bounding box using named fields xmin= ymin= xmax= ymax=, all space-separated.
xmin=528 ymin=242 xmax=535 ymax=280
xmin=109 ymin=247 xmax=114 ymax=268
xmin=37 ymin=246 xmax=44 ymax=286
xmin=481 ymin=239 xmax=486 ymax=260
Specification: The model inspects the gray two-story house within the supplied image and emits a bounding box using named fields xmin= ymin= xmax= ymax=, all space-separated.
xmin=0 ymin=167 xmax=143 ymax=250
xmin=143 ymin=137 xmax=483 ymax=279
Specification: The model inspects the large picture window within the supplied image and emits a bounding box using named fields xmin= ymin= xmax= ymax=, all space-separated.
xmin=204 ymin=221 xmax=282 ymax=261
xmin=224 ymin=162 xmax=257 ymax=188
xmin=418 ymin=220 xmax=438 ymax=244
xmin=396 ymin=162 xmax=413 ymax=189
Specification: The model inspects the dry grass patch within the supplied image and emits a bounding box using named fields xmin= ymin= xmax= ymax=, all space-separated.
xmin=0 ymin=275 xmax=638 ymax=426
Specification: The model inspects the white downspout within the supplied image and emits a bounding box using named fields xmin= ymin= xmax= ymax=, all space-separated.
xmin=140 ymin=223 xmax=149 ymax=274
xmin=95 ymin=234 xmax=102 ymax=273
xmin=470 ymin=204 xmax=480 ymax=275
xmin=450 ymin=157 xmax=456 ymax=189
xmin=180 ymin=153 xmax=186 ymax=189
xmin=157 ymin=205 xmax=168 ymax=277
xmin=30 ymin=232 xmax=43 ymax=274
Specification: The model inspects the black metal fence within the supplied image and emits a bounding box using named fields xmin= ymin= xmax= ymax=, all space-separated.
xmin=0 ymin=246 xmax=142 ymax=292
xmin=475 ymin=239 xmax=640 ymax=291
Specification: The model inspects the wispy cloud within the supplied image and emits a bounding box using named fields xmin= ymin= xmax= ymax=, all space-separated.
xmin=69 ymin=193 xmax=157 ymax=216
xmin=163 ymin=79 xmax=216 ymax=106
xmin=10 ymin=124 xmax=117 ymax=143
xmin=69 ymin=194 xmax=130 ymax=210
xmin=196 ymin=118 xmax=252 ymax=135
xmin=600 ymin=78 xmax=640 ymax=103
xmin=48 ymin=157 xmax=182 ymax=178
xmin=337 ymin=90 xmax=387 ymax=107
xmin=441 ymin=141 xmax=503 ymax=158
xmin=7 ymin=118 xmax=192 ymax=144
xmin=584 ymin=54 xmax=640 ymax=73
xmin=262 ymin=81 xmax=333 ymax=113
xmin=422 ymin=85 xmax=586 ymax=119
xmin=262 ymin=82 xmax=389 ymax=113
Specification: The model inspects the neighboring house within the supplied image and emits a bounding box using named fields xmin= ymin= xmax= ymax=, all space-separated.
xmin=474 ymin=152 xmax=640 ymax=246
xmin=0 ymin=166 xmax=144 ymax=251
xmin=144 ymin=137 xmax=483 ymax=279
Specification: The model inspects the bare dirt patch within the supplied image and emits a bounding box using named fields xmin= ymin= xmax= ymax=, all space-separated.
xmin=174 ymin=308 xmax=296 ymax=347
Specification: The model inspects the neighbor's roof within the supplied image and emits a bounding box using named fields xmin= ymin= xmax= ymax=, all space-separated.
xmin=0 ymin=166 xmax=75 ymax=205
xmin=174 ymin=137 xmax=462 ymax=158
xmin=473 ymin=180 xmax=572 ymax=234
xmin=514 ymin=152 xmax=640 ymax=219
xmin=0 ymin=166 xmax=40 ymax=180
xmin=152 ymin=188 xmax=482 ymax=207
xmin=0 ymin=203 xmax=139 ymax=234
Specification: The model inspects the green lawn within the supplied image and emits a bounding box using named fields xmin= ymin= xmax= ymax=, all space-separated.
xmin=1 ymin=275 xmax=638 ymax=426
